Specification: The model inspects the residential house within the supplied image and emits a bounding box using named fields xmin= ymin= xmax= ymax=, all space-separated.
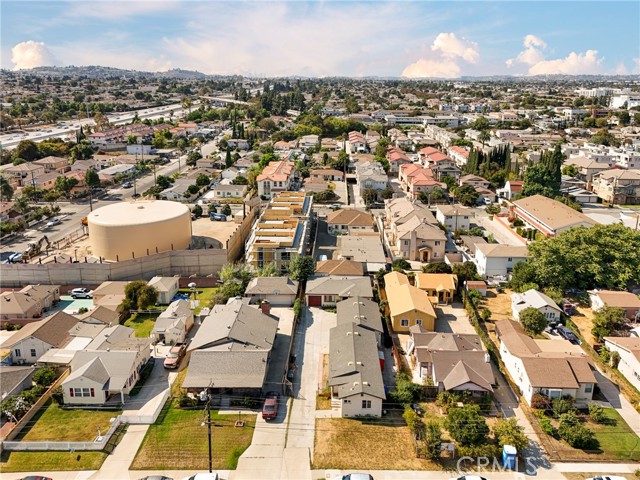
xmin=511 ymin=195 xmax=596 ymax=237
xmin=147 ymin=276 xmax=180 ymax=304
xmin=30 ymin=172 xmax=59 ymax=191
xmin=384 ymin=272 xmax=437 ymax=333
xmin=511 ymin=289 xmax=562 ymax=323
xmin=33 ymin=156 xmax=69 ymax=174
xmin=466 ymin=280 xmax=488 ymax=297
xmin=327 ymin=209 xmax=374 ymax=235
xmin=299 ymin=134 xmax=319 ymax=149
xmin=183 ymin=299 xmax=278 ymax=395
xmin=347 ymin=131 xmax=368 ymax=153
xmin=496 ymin=181 xmax=524 ymax=200
xmin=564 ymin=156 xmax=612 ymax=183
xmin=591 ymin=169 xmax=640 ymax=205
xmin=336 ymin=235 xmax=387 ymax=273
xmin=356 ymin=161 xmax=388 ymax=191
xmin=386 ymin=147 xmax=412 ymax=174
xmin=0 ymin=285 xmax=61 ymax=326
xmin=336 ymin=297 xmax=384 ymax=345
xmin=328 ymin=322 xmax=386 ymax=417
xmin=1 ymin=162 xmax=45 ymax=187
xmin=152 ymin=299 xmax=194 ymax=345
xmin=459 ymin=174 xmax=490 ymax=189
xmin=227 ymin=139 xmax=250 ymax=150
xmin=306 ymin=276 xmax=373 ymax=307
xmin=310 ymin=169 xmax=344 ymax=182
xmin=407 ymin=328 xmax=494 ymax=395
xmin=495 ymin=319 xmax=596 ymax=406
xmin=211 ymin=183 xmax=247 ymax=199
xmin=315 ymin=259 xmax=365 ymax=277
xmin=415 ymin=274 xmax=458 ymax=304
xmin=435 ymin=205 xmax=472 ymax=232
xmin=0 ymin=366 xmax=35 ymax=401
xmin=92 ymin=281 xmax=128 ymax=313
xmin=161 ymin=179 xmax=195 ymax=202
xmin=398 ymin=163 xmax=445 ymax=200
xmin=257 ymin=161 xmax=294 ymax=198
xmin=589 ymin=290 xmax=640 ymax=322
xmin=602 ymin=337 xmax=640 ymax=391
xmin=474 ymin=244 xmax=529 ymax=279
xmin=244 ymin=276 xmax=299 ymax=307
xmin=448 ymin=146 xmax=470 ymax=168
xmin=76 ymin=306 xmax=120 ymax=326
xmin=1 ymin=311 xmax=78 ymax=364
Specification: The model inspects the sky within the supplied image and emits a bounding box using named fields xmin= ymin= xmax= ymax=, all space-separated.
xmin=1 ymin=0 xmax=639 ymax=78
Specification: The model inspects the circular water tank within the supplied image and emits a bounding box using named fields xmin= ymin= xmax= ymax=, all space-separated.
xmin=88 ymin=200 xmax=192 ymax=260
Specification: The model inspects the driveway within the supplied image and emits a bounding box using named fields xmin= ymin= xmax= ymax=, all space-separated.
xmin=474 ymin=209 xmax=527 ymax=246
xmin=263 ymin=307 xmax=295 ymax=393
xmin=122 ymin=359 xmax=177 ymax=421
xmin=315 ymin=219 xmax=338 ymax=260
xmin=593 ymin=368 xmax=640 ymax=436
xmin=434 ymin=302 xmax=476 ymax=334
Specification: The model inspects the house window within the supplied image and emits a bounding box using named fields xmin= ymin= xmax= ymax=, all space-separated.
xmin=435 ymin=241 xmax=441 ymax=246
xmin=14 ymin=348 xmax=21 ymax=357
xmin=507 ymin=257 xmax=513 ymax=262
xmin=362 ymin=400 xmax=371 ymax=409
xmin=72 ymin=388 xmax=95 ymax=398
xmin=404 ymin=240 xmax=409 ymax=246
xmin=344 ymin=399 xmax=351 ymax=404
xmin=416 ymin=319 xmax=423 ymax=326
xmin=584 ymin=384 xmax=592 ymax=393
xmin=30 ymin=349 xmax=36 ymax=357
xmin=401 ymin=319 xmax=409 ymax=327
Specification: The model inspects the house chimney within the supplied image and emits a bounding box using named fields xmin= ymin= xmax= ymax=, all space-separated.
xmin=260 ymin=300 xmax=271 ymax=315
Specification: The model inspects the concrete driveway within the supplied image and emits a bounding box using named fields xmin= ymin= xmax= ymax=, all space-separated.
xmin=315 ymin=219 xmax=338 ymax=260
xmin=263 ymin=307 xmax=295 ymax=394
xmin=434 ymin=302 xmax=476 ymax=334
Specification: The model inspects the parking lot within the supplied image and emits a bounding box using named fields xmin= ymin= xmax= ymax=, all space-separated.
xmin=191 ymin=216 xmax=241 ymax=248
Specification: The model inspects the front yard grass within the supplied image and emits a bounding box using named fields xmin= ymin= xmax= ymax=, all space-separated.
xmin=178 ymin=287 xmax=218 ymax=315
xmin=123 ymin=312 xmax=158 ymax=338
xmin=0 ymin=451 xmax=107 ymax=472
xmin=313 ymin=412 xmax=442 ymax=470
xmin=15 ymin=401 xmax=121 ymax=442
xmin=131 ymin=402 xmax=255 ymax=470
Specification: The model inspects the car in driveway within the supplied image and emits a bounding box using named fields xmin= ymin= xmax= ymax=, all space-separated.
xmin=262 ymin=391 xmax=279 ymax=420
xmin=139 ymin=476 xmax=173 ymax=480
xmin=45 ymin=218 xmax=62 ymax=227
xmin=20 ymin=476 xmax=54 ymax=480
xmin=122 ymin=181 xmax=133 ymax=188
xmin=557 ymin=325 xmax=579 ymax=344
xmin=585 ymin=476 xmax=628 ymax=480
xmin=333 ymin=475 xmax=374 ymax=480
xmin=181 ymin=474 xmax=219 ymax=480
xmin=209 ymin=213 xmax=227 ymax=221
xmin=164 ymin=343 xmax=187 ymax=369
xmin=70 ymin=288 xmax=93 ymax=299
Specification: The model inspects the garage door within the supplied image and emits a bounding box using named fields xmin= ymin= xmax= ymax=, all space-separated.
xmin=307 ymin=295 xmax=322 ymax=307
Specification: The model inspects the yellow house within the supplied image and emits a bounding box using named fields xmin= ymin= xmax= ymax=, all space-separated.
xmin=415 ymin=273 xmax=458 ymax=304
xmin=384 ymin=272 xmax=437 ymax=332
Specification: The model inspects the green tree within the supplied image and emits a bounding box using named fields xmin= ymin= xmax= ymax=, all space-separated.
xmin=562 ymin=165 xmax=579 ymax=177
xmin=231 ymin=175 xmax=249 ymax=185
xmin=557 ymin=411 xmax=595 ymax=449
xmin=123 ymin=280 xmax=159 ymax=310
xmin=452 ymin=261 xmax=479 ymax=283
xmin=380 ymin=187 xmax=394 ymax=200
xmin=361 ymin=188 xmax=378 ymax=206
xmin=423 ymin=420 xmax=443 ymax=460
xmin=192 ymin=204 xmax=203 ymax=218
xmin=392 ymin=258 xmax=411 ymax=271
xmin=591 ymin=306 xmax=626 ymax=342
xmin=422 ymin=263 xmax=452 ymax=274
xmin=332 ymin=150 xmax=350 ymax=172
xmin=84 ymin=169 xmax=101 ymax=189
xmin=287 ymin=255 xmax=316 ymax=282
xmin=256 ymin=262 xmax=279 ymax=277
xmin=225 ymin=148 xmax=233 ymax=168
xmin=186 ymin=150 xmax=202 ymax=166
xmin=453 ymin=184 xmax=479 ymax=206
xmin=519 ymin=307 xmax=547 ymax=335
xmin=14 ymin=140 xmax=39 ymax=161
xmin=444 ymin=404 xmax=489 ymax=446
xmin=221 ymin=204 xmax=232 ymax=216
xmin=492 ymin=418 xmax=529 ymax=452
xmin=391 ymin=373 xmax=421 ymax=406
xmin=196 ymin=174 xmax=210 ymax=187
xmin=33 ymin=367 xmax=57 ymax=387
xmin=54 ymin=176 xmax=78 ymax=196
xmin=0 ymin=177 xmax=14 ymax=202
xmin=313 ymin=189 xmax=338 ymax=203
xmin=156 ymin=175 xmax=173 ymax=190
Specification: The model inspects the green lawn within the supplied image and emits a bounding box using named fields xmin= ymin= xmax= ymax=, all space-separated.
xmin=131 ymin=402 xmax=255 ymax=470
xmin=178 ymin=287 xmax=218 ymax=315
xmin=0 ymin=451 xmax=107 ymax=472
xmin=124 ymin=312 xmax=158 ymax=338
xmin=16 ymin=401 xmax=121 ymax=442
xmin=590 ymin=408 xmax=640 ymax=461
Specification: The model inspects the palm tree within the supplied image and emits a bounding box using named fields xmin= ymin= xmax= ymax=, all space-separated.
xmin=479 ymin=131 xmax=490 ymax=149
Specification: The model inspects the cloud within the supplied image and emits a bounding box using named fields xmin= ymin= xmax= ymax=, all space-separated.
xmin=64 ymin=0 xmax=181 ymax=20
xmin=507 ymin=34 xmax=604 ymax=75
xmin=402 ymin=32 xmax=479 ymax=78
xmin=11 ymin=40 xmax=60 ymax=70
xmin=431 ymin=32 xmax=479 ymax=63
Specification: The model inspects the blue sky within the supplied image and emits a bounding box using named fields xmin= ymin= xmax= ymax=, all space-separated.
xmin=1 ymin=1 xmax=639 ymax=77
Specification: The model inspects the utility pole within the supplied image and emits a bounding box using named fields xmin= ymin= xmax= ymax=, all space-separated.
xmin=200 ymin=386 xmax=214 ymax=473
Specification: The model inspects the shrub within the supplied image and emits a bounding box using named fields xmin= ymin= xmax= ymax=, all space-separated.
xmin=519 ymin=307 xmax=547 ymax=335
xmin=588 ymin=403 xmax=606 ymax=423
xmin=78 ymin=307 xmax=89 ymax=314
xmin=551 ymin=396 xmax=575 ymax=418
xmin=493 ymin=417 xmax=529 ymax=451
xmin=33 ymin=367 xmax=57 ymax=388
xmin=535 ymin=411 xmax=557 ymax=437
xmin=480 ymin=308 xmax=491 ymax=322
xmin=51 ymin=386 xmax=64 ymax=405
xmin=423 ymin=420 xmax=442 ymax=460
xmin=391 ymin=373 xmax=421 ymax=406
xmin=610 ymin=351 xmax=620 ymax=368
xmin=444 ymin=404 xmax=489 ymax=446
xmin=456 ymin=443 xmax=501 ymax=460
xmin=179 ymin=394 xmax=198 ymax=408
xmin=531 ymin=393 xmax=550 ymax=411
xmin=403 ymin=406 xmax=424 ymax=436
xmin=558 ymin=411 xmax=596 ymax=449
xmin=293 ymin=298 xmax=302 ymax=318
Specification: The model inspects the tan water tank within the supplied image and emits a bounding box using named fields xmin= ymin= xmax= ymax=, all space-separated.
xmin=88 ymin=200 xmax=192 ymax=261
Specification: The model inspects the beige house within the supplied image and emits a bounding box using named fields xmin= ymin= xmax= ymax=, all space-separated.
xmin=589 ymin=290 xmax=640 ymax=322
xmin=564 ymin=156 xmax=611 ymax=183
xmin=415 ymin=274 xmax=458 ymax=304
xmin=0 ymin=285 xmax=61 ymax=326
xmin=315 ymin=259 xmax=365 ymax=277
xmin=602 ymin=337 xmax=640 ymax=392
xmin=591 ymin=169 xmax=640 ymax=205
xmin=384 ymin=272 xmax=437 ymax=332
xmin=435 ymin=205 xmax=472 ymax=232
xmin=511 ymin=195 xmax=596 ymax=238
xmin=147 ymin=276 xmax=180 ymax=305
xmin=152 ymin=299 xmax=194 ymax=345
xmin=327 ymin=209 xmax=374 ymax=235
xmin=496 ymin=319 xmax=595 ymax=406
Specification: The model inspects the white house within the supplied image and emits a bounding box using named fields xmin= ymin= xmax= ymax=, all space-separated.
xmin=148 ymin=276 xmax=180 ymax=305
xmin=511 ymin=289 xmax=562 ymax=323
xmin=589 ymin=290 xmax=640 ymax=322
xmin=435 ymin=205 xmax=472 ymax=231
xmin=474 ymin=244 xmax=529 ymax=279
xmin=244 ymin=276 xmax=299 ymax=307
xmin=328 ymin=322 xmax=385 ymax=417
xmin=211 ymin=183 xmax=247 ymax=199
xmin=603 ymin=337 xmax=640 ymax=392
xmin=496 ymin=319 xmax=595 ymax=406
xmin=152 ymin=299 xmax=194 ymax=345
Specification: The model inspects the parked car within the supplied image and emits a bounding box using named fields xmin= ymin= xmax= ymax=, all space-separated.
xmin=45 ymin=218 xmax=62 ymax=227
xmin=557 ymin=325 xmax=579 ymax=344
xmin=585 ymin=476 xmax=628 ymax=480
xmin=164 ymin=343 xmax=187 ymax=369
xmin=20 ymin=477 xmax=54 ymax=480
xmin=8 ymin=252 xmax=23 ymax=263
xmin=210 ymin=213 xmax=227 ymax=221
xmin=181 ymin=473 xmax=219 ymax=480
xmin=139 ymin=476 xmax=174 ymax=480
xmin=70 ymin=288 xmax=93 ymax=299
xmin=449 ymin=476 xmax=490 ymax=480
xmin=122 ymin=181 xmax=133 ymax=188
xmin=262 ymin=391 xmax=279 ymax=420
xmin=411 ymin=403 xmax=424 ymax=416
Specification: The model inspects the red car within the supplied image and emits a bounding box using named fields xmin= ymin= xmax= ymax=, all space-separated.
xmin=163 ymin=343 xmax=187 ymax=369
xmin=261 ymin=391 xmax=279 ymax=420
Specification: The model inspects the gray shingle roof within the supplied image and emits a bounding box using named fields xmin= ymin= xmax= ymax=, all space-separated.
xmin=182 ymin=350 xmax=269 ymax=389
xmin=336 ymin=297 xmax=383 ymax=333
xmin=244 ymin=276 xmax=299 ymax=296
xmin=306 ymin=276 xmax=373 ymax=298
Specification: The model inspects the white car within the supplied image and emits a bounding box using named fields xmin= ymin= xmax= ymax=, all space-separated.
xmin=585 ymin=477 xmax=628 ymax=480
xmin=181 ymin=474 xmax=219 ymax=480
xmin=70 ymin=288 xmax=93 ymax=299
xmin=46 ymin=218 xmax=62 ymax=227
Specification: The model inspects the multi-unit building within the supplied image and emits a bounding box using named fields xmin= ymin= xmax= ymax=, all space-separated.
xmin=591 ymin=169 xmax=640 ymax=205
xmin=256 ymin=161 xmax=294 ymax=199
xmin=245 ymin=192 xmax=313 ymax=273
xmin=511 ymin=195 xmax=596 ymax=237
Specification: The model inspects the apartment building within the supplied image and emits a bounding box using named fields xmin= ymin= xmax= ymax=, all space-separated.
xmin=591 ymin=169 xmax=640 ymax=205
xmin=256 ymin=161 xmax=294 ymax=199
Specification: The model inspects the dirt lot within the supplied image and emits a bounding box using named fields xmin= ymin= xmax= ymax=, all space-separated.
xmin=482 ymin=288 xmax=514 ymax=322
xmin=568 ymin=303 xmax=596 ymax=345
xmin=191 ymin=216 xmax=239 ymax=248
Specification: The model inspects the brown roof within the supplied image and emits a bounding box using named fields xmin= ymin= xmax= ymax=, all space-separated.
xmin=604 ymin=337 xmax=640 ymax=362
xmin=93 ymin=281 xmax=130 ymax=297
xmin=2 ymin=311 xmax=78 ymax=349
xmin=327 ymin=209 xmax=373 ymax=227
xmin=513 ymin=194 xmax=596 ymax=231
xmin=494 ymin=319 xmax=541 ymax=356
xmin=315 ymin=259 xmax=365 ymax=276
xmin=415 ymin=274 xmax=458 ymax=292
xmin=76 ymin=306 xmax=120 ymax=325
xmin=521 ymin=357 xmax=580 ymax=388
xmin=591 ymin=290 xmax=640 ymax=309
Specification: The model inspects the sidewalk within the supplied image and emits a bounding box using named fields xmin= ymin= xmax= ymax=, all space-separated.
xmin=89 ymin=424 xmax=149 ymax=479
